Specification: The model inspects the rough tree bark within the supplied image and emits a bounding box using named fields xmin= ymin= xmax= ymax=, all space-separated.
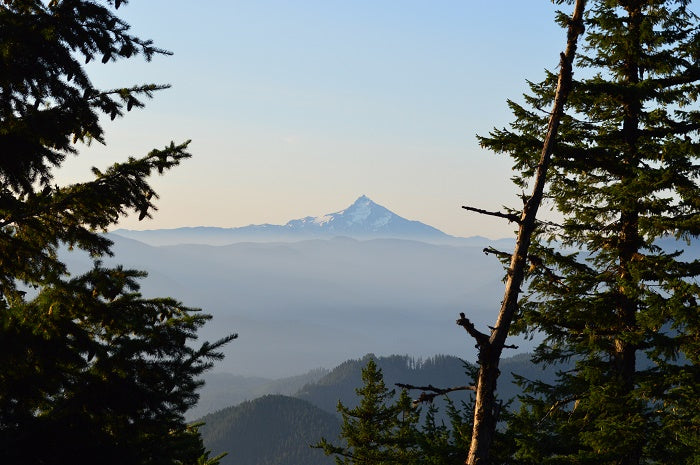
xmin=460 ymin=2 xmax=587 ymax=464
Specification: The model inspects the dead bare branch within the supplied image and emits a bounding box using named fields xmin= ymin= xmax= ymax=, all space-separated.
xmin=461 ymin=205 xmax=521 ymax=224
xmin=396 ymin=383 xmax=476 ymax=406
xmin=483 ymin=247 xmax=512 ymax=260
xmin=457 ymin=312 xmax=490 ymax=347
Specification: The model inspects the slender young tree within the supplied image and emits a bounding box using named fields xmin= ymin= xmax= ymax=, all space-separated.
xmin=442 ymin=1 xmax=587 ymax=463
xmin=0 ymin=1 xmax=235 ymax=464
xmin=480 ymin=1 xmax=700 ymax=464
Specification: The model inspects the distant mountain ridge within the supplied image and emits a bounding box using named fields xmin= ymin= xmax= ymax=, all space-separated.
xmin=187 ymin=368 xmax=329 ymax=421
xmin=284 ymin=195 xmax=446 ymax=238
xmin=200 ymin=395 xmax=338 ymax=465
xmin=196 ymin=352 xmax=557 ymax=465
xmin=63 ymin=232 xmax=517 ymax=377
xmin=113 ymin=195 xmax=460 ymax=246
xmin=193 ymin=352 xmax=554 ymax=423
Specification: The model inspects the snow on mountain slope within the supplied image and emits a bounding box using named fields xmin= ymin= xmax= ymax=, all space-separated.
xmin=113 ymin=195 xmax=453 ymax=245
xmin=283 ymin=195 xmax=446 ymax=237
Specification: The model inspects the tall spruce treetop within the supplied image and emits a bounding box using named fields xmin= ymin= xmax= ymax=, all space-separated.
xmin=0 ymin=2 xmax=235 ymax=464
xmin=481 ymin=1 xmax=699 ymax=464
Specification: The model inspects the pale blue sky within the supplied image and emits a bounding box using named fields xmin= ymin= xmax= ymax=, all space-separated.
xmin=58 ymin=1 xmax=569 ymax=238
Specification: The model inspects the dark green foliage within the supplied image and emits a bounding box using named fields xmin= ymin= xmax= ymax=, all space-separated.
xmin=0 ymin=263 xmax=234 ymax=465
xmin=296 ymin=353 xmax=556 ymax=419
xmin=416 ymin=403 xmax=458 ymax=465
xmin=316 ymin=359 xmax=477 ymax=465
xmin=414 ymin=401 xmax=474 ymax=465
xmin=193 ymin=354 xmax=548 ymax=465
xmin=200 ymin=395 xmax=341 ymax=465
xmin=0 ymin=0 xmax=186 ymax=299
xmin=480 ymin=1 xmax=700 ymax=463
xmin=315 ymin=359 xmax=421 ymax=465
xmin=0 ymin=0 xmax=187 ymax=298
xmin=0 ymin=1 xmax=235 ymax=464
xmin=297 ymin=354 xmax=475 ymax=416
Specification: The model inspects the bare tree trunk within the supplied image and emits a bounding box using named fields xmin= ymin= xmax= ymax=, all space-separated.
xmin=462 ymin=2 xmax=587 ymax=464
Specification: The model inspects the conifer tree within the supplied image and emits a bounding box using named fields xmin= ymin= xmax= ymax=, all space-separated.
xmin=416 ymin=401 xmax=472 ymax=465
xmin=0 ymin=1 xmax=235 ymax=464
xmin=315 ymin=359 xmax=421 ymax=465
xmin=316 ymin=360 xmax=479 ymax=465
xmin=479 ymin=1 xmax=700 ymax=463
xmin=417 ymin=404 xmax=454 ymax=465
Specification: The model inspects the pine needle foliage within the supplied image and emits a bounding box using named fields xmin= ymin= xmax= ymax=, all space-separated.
xmin=315 ymin=359 xmax=422 ymax=465
xmin=315 ymin=360 xmax=474 ymax=465
xmin=0 ymin=0 xmax=189 ymax=300
xmin=0 ymin=1 xmax=235 ymax=464
xmin=479 ymin=1 xmax=700 ymax=464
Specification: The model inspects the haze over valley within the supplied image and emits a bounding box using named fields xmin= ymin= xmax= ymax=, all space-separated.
xmin=64 ymin=196 xmax=522 ymax=377
xmin=11 ymin=2 xmax=700 ymax=464
xmin=65 ymin=195 xmax=697 ymax=380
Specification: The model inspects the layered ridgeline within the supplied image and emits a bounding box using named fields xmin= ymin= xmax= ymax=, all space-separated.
xmin=67 ymin=230 xmax=512 ymax=376
xmin=197 ymin=353 xmax=558 ymax=465
xmin=96 ymin=196 xmax=698 ymax=378
xmin=113 ymin=195 xmax=500 ymax=246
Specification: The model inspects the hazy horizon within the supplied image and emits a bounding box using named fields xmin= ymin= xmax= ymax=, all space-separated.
xmin=112 ymin=194 xmax=516 ymax=240
xmin=53 ymin=1 xmax=572 ymax=240
xmin=62 ymin=232 xmax=531 ymax=378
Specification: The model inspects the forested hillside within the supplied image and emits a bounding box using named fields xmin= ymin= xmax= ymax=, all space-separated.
xmin=193 ymin=352 xmax=554 ymax=420
xmin=200 ymin=395 xmax=339 ymax=465
xmin=187 ymin=368 xmax=328 ymax=420
xmin=196 ymin=353 xmax=559 ymax=464
xmin=295 ymin=353 xmax=558 ymax=414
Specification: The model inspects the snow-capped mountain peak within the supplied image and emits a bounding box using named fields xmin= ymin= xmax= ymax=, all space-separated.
xmin=282 ymin=195 xmax=444 ymax=238
xmin=343 ymin=195 xmax=374 ymax=224
xmin=114 ymin=195 xmax=453 ymax=245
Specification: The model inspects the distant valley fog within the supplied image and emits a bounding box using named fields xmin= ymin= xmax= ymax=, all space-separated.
xmin=61 ymin=195 xmax=699 ymax=378
xmin=60 ymin=194 xmax=698 ymax=378
xmin=62 ymin=234 xmax=526 ymax=377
